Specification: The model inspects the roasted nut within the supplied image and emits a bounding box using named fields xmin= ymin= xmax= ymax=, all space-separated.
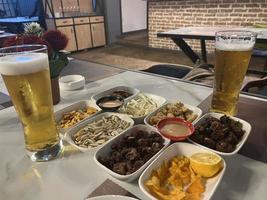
xmin=149 ymin=102 xmax=198 ymax=126
xmin=58 ymin=106 xmax=98 ymax=129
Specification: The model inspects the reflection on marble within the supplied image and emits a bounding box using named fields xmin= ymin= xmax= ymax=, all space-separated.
xmin=0 ymin=71 xmax=267 ymax=200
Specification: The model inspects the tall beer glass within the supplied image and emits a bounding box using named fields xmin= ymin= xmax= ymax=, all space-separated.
xmin=211 ymin=31 xmax=256 ymax=116
xmin=0 ymin=45 xmax=62 ymax=161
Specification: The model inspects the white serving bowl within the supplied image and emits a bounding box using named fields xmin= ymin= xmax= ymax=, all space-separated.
xmin=65 ymin=112 xmax=134 ymax=152
xmin=59 ymin=75 xmax=85 ymax=91
xmin=139 ymin=142 xmax=226 ymax=200
xmin=94 ymin=125 xmax=171 ymax=182
xmin=144 ymin=100 xmax=202 ymax=127
xmin=120 ymin=93 xmax=166 ymax=124
xmin=86 ymin=195 xmax=138 ymax=200
xmin=55 ymin=100 xmax=101 ymax=134
xmin=91 ymin=86 xmax=140 ymax=103
xmin=187 ymin=112 xmax=251 ymax=156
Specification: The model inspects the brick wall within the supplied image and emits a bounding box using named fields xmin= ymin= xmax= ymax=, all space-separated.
xmin=148 ymin=0 xmax=267 ymax=53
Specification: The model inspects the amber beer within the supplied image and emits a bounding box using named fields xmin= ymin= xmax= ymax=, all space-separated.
xmin=0 ymin=45 xmax=62 ymax=161
xmin=211 ymin=31 xmax=256 ymax=116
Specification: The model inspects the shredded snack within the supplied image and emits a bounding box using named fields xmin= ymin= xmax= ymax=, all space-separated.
xmin=145 ymin=156 xmax=205 ymax=200
xmin=72 ymin=115 xmax=131 ymax=149
xmin=58 ymin=106 xmax=98 ymax=129
xmin=149 ymin=102 xmax=198 ymax=126
xmin=120 ymin=93 xmax=158 ymax=117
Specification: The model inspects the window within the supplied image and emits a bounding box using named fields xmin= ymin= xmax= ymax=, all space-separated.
xmin=0 ymin=0 xmax=17 ymax=18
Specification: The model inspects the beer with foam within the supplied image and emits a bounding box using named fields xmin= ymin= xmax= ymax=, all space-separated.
xmin=0 ymin=45 xmax=62 ymax=161
xmin=211 ymin=31 xmax=256 ymax=115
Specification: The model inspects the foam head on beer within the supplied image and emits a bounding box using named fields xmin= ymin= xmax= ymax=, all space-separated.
xmin=216 ymin=38 xmax=255 ymax=51
xmin=0 ymin=53 xmax=49 ymax=75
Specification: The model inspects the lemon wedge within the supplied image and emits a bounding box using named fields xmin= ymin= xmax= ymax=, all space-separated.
xmin=190 ymin=153 xmax=223 ymax=178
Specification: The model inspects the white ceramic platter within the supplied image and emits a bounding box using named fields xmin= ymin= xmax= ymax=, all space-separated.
xmin=139 ymin=142 xmax=226 ymax=200
xmin=94 ymin=125 xmax=170 ymax=182
xmin=187 ymin=112 xmax=251 ymax=156
xmin=65 ymin=112 xmax=134 ymax=152
xmin=55 ymin=100 xmax=101 ymax=134
xmin=86 ymin=195 xmax=138 ymax=200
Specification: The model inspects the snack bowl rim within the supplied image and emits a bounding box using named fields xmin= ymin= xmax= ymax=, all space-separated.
xmin=187 ymin=112 xmax=252 ymax=156
xmin=64 ymin=112 xmax=134 ymax=152
xmin=138 ymin=142 xmax=226 ymax=200
xmin=91 ymin=85 xmax=140 ymax=103
xmin=54 ymin=100 xmax=102 ymax=134
xmin=157 ymin=117 xmax=195 ymax=141
xmin=94 ymin=124 xmax=171 ymax=182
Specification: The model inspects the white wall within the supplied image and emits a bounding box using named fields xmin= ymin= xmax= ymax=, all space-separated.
xmin=121 ymin=0 xmax=147 ymax=33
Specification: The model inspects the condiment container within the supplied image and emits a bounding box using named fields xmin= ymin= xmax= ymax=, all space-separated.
xmin=96 ymin=95 xmax=124 ymax=112
xmin=157 ymin=117 xmax=194 ymax=141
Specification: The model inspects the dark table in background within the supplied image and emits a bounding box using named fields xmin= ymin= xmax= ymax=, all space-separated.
xmin=158 ymin=26 xmax=267 ymax=75
xmin=0 ymin=17 xmax=39 ymax=33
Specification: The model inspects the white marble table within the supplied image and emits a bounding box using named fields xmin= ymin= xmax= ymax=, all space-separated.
xmin=1 ymin=71 xmax=267 ymax=200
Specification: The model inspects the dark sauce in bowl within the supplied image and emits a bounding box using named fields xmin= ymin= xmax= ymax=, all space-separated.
xmin=111 ymin=90 xmax=132 ymax=99
xmin=96 ymin=95 xmax=124 ymax=112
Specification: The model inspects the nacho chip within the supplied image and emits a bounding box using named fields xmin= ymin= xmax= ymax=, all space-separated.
xmin=145 ymin=156 xmax=206 ymax=200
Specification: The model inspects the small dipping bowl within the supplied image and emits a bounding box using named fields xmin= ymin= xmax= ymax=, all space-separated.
xmin=96 ymin=95 xmax=124 ymax=112
xmin=157 ymin=117 xmax=195 ymax=141
xmin=59 ymin=75 xmax=85 ymax=91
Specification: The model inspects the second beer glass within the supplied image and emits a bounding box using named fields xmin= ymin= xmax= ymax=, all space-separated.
xmin=211 ymin=31 xmax=256 ymax=116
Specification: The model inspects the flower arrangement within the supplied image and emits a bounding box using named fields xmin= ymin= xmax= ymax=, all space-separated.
xmin=3 ymin=23 xmax=69 ymax=78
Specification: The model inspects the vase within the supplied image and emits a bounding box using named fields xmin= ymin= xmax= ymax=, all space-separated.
xmin=51 ymin=76 xmax=60 ymax=105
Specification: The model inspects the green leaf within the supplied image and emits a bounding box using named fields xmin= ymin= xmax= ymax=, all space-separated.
xmin=49 ymin=52 xmax=69 ymax=78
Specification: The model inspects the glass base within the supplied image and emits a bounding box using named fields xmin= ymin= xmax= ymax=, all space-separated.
xmin=27 ymin=140 xmax=63 ymax=162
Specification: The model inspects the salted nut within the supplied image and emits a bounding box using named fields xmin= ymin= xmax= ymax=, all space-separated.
xmin=58 ymin=106 xmax=98 ymax=129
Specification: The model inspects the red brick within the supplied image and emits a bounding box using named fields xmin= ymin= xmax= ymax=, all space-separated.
xmin=148 ymin=0 xmax=267 ymax=53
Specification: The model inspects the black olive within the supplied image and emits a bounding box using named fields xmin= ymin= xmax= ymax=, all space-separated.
xmin=133 ymin=160 xmax=144 ymax=170
xmin=210 ymin=130 xmax=225 ymax=141
xmin=210 ymin=121 xmax=222 ymax=131
xmin=203 ymin=137 xmax=216 ymax=149
xmin=225 ymin=132 xmax=239 ymax=145
xmin=220 ymin=115 xmax=231 ymax=124
xmin=190 ymin=134 xmax=204 ymax=144
xmin=216 ymin=141 xmax=234 ymax=153
xmin=198 ymin=125 xmax=205 ymax=133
